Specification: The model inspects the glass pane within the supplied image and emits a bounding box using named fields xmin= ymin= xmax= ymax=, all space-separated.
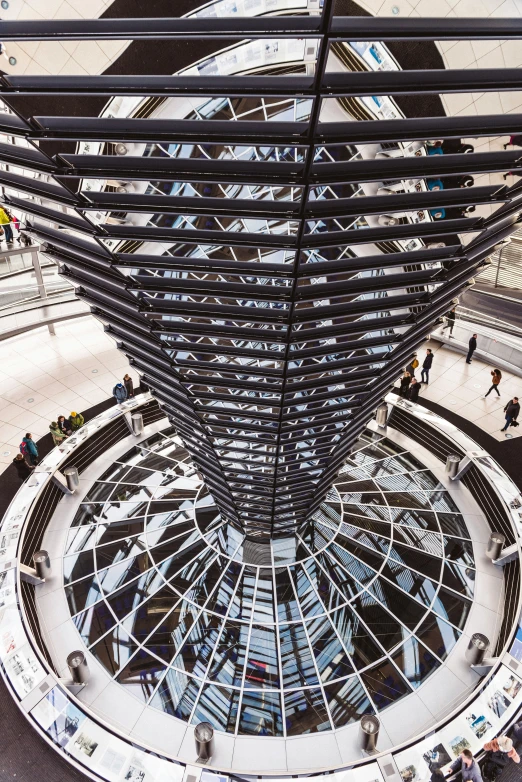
xmin=415 ymin=614 xmax=460 ymax=661
xmin=191 ymin=684 xmax=239 ymax=733
xmin=208 ymin=621 xmax=249 ymax=687
xmin=65 ymin=576 xmax=101 ymax=616
xmin=391 ymin=636 xmax=440 ymax=689
xmin=150 ymin=668 xmax=201 ymax=719
xmin=360 ymin=660 xmax=411 ymax=709
xmin=90 ymin=626 xmax=137 ymax=676
xmin=279 ymin=623 xmax=319 ymax=688
xmin=324 ymin=677 xmax=374 ymax=728
xmin=238 ymin=689 xmax=283 ymax=736
xmin=332 ymin=606 xmax=385 ymax=669
xmin=284 ymin=688 xmax=331 ymax=735
xmin=245 ymin=625 xmax=279 ymax=688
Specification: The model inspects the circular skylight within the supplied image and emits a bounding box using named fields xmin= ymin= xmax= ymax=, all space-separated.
xmin=63 ymin=427 xmax=474 ymax=737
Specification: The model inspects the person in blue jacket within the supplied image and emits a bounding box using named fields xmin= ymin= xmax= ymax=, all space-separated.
xmin=20 ymin=432 xmax=38 ymax=465
xmin=113 ymin=383 xmax=127 ymax=404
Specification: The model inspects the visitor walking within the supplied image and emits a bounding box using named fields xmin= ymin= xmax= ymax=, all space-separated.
xmin=448 ymin=750 xmax=483 ymax=782
xmin=68 ymin=411 xmax=84 ymax=431
xmin=57 ymin=414 xmax=72 ymax=436
xmin=501 ymin=397 xmax=520 ymax=432
xmin=442 ymin=306 xmax=456 ymax=337
xmin=123 ymin=373 xmax=134 ymax=398
xmin=20 ymin=433 xmax=38 ymax=466
xmin=49 ymin=421 xmax=67 ymax=446
xmin=421 ymin=349 xmax=434 ymax=384
xmin=113 ymin=382 xmax=127 ymax=404
xmin=466 ymin=334 xmax=477 ymax=364
xmin=408 ymin=378 xmax=420 ymax=402
xmin=485 ymin=369 xmax=502 ymax=397
xmin=399 ymin=370 xmax=411 ymax=397
xmin=12 ymin=453 xmax=34 ymax=481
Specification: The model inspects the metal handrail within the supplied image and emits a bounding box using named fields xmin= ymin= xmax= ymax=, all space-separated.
xmin=455 ymin=304 xmax=522 ymax=340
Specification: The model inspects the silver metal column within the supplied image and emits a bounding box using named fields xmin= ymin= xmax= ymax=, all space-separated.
xmin=359 ymin=715 xmax=380 ymax=752
xmin=194 ymin=722 xmax=214 ymax=761
xmin=63 ymin=466 xmax=79 ymax=493
xmin=487 ymin=532 xmax=505 ymax=561
xmin=465 ymin=633 xmax=489 ymax=666
xmin=375 ymin=403 xmax=388 ymax=428
xmin=131 ymin=413 xmax=144 ymax=436
xmin=67 ymin=651 xmax=89 ymax=684
xmin=32 ymin=550 xmax=51 ymax=580
xmin=31 ymin=248 xmax=55 ymax=335
xmin=445 ymin=454 xmax=460 ymax=479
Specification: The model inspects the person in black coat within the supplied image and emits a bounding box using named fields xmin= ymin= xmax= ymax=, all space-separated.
xmin=501 ymin=397 xmax=520 ymax=432
xmin=12 ymin=453 xmax=34 ymax=480
xmin=466 ymin=333 xmax=477 ymax=364
xmin=399 ymin=370 xmax=412 ymax=397
xmin=421 ymin=349 xmax=434 ymax=384
xmin=123 ymin=373 xmax=134 ymax=398
xmin=408 ymin=378 xmax=420 ymax=402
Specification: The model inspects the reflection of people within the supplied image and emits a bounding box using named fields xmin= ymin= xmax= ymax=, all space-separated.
xmin=448 ymin=750 xmax=483 ymax=782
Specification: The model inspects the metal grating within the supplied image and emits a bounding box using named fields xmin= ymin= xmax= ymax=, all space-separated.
xmin=1 ymin=9 xmax=521 ymax=540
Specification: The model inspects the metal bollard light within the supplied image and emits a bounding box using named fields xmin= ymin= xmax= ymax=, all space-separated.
xmin=445 ymin=454 xmax=460 ymax=479
xmin=131 ymin=413 xmax=144 ymax=436
xmin=194 ymin=721 xmax=214 ymax=761
xmin=33 ymin=550 xmax=51 ymax=580
xmin=67 ymin=651 xmax=90 ymax=684
xmin=375 ymin=403 xmax=388 ymax=429
xmin=465 ymin=633 xmax=489 ymax=666
xmin=63 ymin=466 xmax=79 ymax=493
xmin=359 ymin=715 xmax=380 ymax=752
xmin=486 ymin=532 xmax=505 ymax=561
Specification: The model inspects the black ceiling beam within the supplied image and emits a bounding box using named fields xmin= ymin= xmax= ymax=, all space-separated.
xmin=9 ymin=69 xmax=522 ymax=98
xmin=0 ymin=17 xmax=323 ymax=40
xmin=302 ymin=217 xmax=482 ymax=248
xmin=33 ymin=116 xmax=309 ymax=145
xmin=57 ymin=153 xmax=306 ymax=185
xmin=84 ymin=192 xmax=300 ymax=220
xmin=297 ymin=245 xmax=462 ymax=277
xmin=3 ymin=74 xmax=314 ymax=97
xmin=102 ymin=224 xmax=297 ymax=250
xmin=317 ymin=113 xmax=522 ymax=145
xmin=3 ymin=16 xmax=522 ymax=41
xmin=307 ymin=185 xmax=506 ymax=219
xmin=322 ymin=69 xmax=522 ymax=96
xmin=331 ymin=17 xmax=522 ymax=40
xmin=311 ymin=150 xmax=522 ymax=184
xmin=115 ymin=254 xmax=294 ymax=279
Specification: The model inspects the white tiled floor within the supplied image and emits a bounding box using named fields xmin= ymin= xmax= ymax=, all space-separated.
xmin=0 ymin=316 xmax=139 ymax=470
xmin=1 ymin=0 xmax=130 ymax=77
xmin=397 ymin=339 xmax=522 ymax=442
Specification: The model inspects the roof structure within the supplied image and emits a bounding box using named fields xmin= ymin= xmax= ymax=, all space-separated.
xmin=2 ymin=6 xmax=521 ymax=539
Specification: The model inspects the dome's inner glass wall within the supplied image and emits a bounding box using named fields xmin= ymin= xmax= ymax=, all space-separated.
xmin=63 ymin=427 xmax=474 ymax=737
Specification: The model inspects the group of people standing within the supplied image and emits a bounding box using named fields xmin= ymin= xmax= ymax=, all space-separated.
xmin=12 ymin=374 xmax=137 ymax=482
xmin=399 ymin=348 xmax=434 ymax=402
xmin=429 ymin=727 xmax=521 ymax=782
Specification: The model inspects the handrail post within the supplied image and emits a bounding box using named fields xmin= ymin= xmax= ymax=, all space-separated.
xmin=32 ymin=248 xmax=55 ymax=335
